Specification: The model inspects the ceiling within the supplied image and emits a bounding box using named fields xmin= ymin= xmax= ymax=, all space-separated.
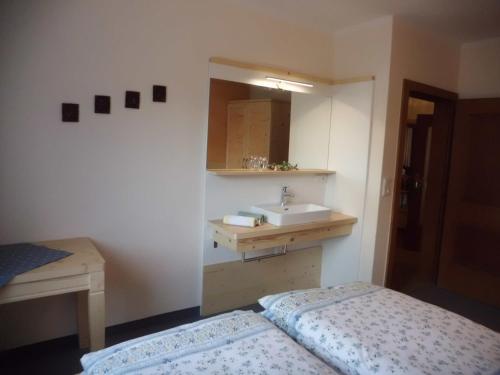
xmin=231 ymin=0 xmax=500 ymax=43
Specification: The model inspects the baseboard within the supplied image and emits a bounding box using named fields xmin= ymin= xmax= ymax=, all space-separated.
xmin=106 ymin=306 xmax=200 ymax=336
xmin=0 ymin=306 xmax=201 ymax=355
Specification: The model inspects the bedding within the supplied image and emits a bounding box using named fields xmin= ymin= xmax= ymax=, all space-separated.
xmin=80 ymin=310 xmax=338 ymax=375
xmin=260 ymin=282 xmax=500 ymax=375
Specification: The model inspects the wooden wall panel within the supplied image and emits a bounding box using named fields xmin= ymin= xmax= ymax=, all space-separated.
xmin=202 ymin=247 xmax=322 ymax=315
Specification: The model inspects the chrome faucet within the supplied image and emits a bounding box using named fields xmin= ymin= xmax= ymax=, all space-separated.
xmin=280 ymin=186 xmax=294 ymax=207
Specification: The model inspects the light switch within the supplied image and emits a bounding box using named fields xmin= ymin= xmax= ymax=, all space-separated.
xmin=381 ymin=177 xmax=392 ymax=197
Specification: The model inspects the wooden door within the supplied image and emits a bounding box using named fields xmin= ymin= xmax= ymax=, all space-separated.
xmin=438 ymin=98 xmax=500 ymax=307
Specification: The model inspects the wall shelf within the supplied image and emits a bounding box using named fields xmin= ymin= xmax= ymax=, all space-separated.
xmin=207 ymin=169 xmax=335 ymax=176
xmin=209 ymin=212 xmax=357 ymax=252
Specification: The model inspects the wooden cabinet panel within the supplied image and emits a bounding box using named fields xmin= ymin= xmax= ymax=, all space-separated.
xmin=246 ymin=101 xmax=271 ymax=158
xmin=226 ymin=99 xmax=290 ymax=168
xmin=226 ymin=102 xmax=247 ymax=168
xmin=270 ymin=102 xmax=291 ymax=163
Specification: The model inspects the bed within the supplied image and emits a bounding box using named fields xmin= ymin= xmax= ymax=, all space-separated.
xmin=80 ymin=310 xmax=337 ymax=375
xmin=260 ymin=282 xmax=500 ymax=375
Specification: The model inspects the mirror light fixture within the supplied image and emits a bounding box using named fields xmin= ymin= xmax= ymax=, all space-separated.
xmin=265 ymin=76 xmax=314 ymax=88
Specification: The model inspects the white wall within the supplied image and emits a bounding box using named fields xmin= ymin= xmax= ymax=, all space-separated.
xmin=289 ymin=93 xmax=332 ymax=169
xmin=331 ymin=16 xmax=394 ymax=284
xmin=372 ymin=18 xmax=460 ymax=284
xmin=331 ymin=16 xmax=462 ymax=286
xmin=0 ymin=0 xmax=334 ymax=349
xmin=322 ymin=81 xmax=374 ymax=286
xmin=458 ymin=37 xmax=500 ymax=98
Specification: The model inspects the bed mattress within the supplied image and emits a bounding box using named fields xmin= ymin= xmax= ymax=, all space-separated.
xmin=80 ymin=310 xmax=337 ymax=375
xmin=260 ymin=282 xmax=500 ymax=375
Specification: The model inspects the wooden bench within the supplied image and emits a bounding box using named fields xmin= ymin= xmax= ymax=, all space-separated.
xmin=0 ymin=237 xmax=106 ymax=351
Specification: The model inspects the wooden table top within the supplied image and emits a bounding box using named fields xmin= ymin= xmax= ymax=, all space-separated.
xmin=6 ymin=237 xmax=105 ymax=285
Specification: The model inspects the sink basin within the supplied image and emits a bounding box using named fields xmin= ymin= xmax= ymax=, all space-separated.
xmin=251 ymin=203 xmax=331 ymax=226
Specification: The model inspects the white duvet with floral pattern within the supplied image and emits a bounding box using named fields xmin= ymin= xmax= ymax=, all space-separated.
xmin=81 ymin=310 xmax=337 ymax=375
xmin=260 ymin=282 xmax=500 ymax=375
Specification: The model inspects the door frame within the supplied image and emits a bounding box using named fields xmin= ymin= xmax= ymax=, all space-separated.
xmin=385 ymin=79 xmax=458 ymax=289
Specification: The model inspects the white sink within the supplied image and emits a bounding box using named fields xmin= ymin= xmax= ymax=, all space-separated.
xmin=251 ymin=203 xmax=331 ymax=226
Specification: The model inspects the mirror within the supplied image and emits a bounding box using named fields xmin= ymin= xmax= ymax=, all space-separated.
xmin=206 ymin=78 xmax=332 ymax=170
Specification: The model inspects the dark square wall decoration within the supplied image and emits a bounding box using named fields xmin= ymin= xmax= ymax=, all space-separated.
xmin=125 ymin=91 xmax=140 ymax=109
xmin=95 ymin=95 xmax=111 ymax=114
xmin=62 ymin=103 xmax=79 ymax=122
xmin=153 ymin=85 xmax=167 ymax=102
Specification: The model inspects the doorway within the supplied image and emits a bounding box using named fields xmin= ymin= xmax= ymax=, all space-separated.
xmin=386 ymin=80 xmax=457 ymax=293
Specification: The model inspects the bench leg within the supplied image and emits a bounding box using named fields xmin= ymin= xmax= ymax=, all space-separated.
xmin=88 ymin=271 xmax=105 ymax=351
xmin=77 ymin=290 xmax=90 ymax=348
xmin=88 ymin=289 xmax=105 ymax=351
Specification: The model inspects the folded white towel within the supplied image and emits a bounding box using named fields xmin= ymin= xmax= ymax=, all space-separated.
xmin=223 ymin=215 xmax=257 ymax=227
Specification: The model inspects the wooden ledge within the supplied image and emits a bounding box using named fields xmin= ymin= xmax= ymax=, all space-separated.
xmin=209 ymin=213 xmax=357 ymax=252
xmin=207 ymin=169 xmax=335 ymax=176
xmin=210 ymin=57 xmax=375 ymax=86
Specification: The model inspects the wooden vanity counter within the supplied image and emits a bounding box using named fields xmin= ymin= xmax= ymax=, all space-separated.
xmin=209 ymin=212 xmax=357 ymax=252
